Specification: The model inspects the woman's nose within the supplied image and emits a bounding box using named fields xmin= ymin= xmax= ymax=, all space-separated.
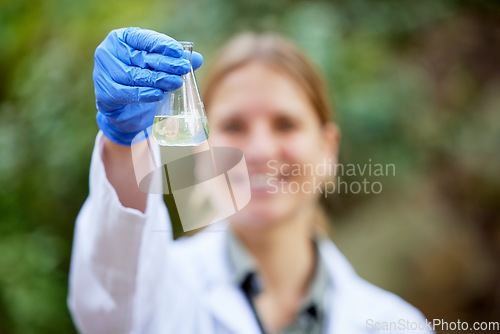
xmin=243 ymin=123 xmax=279 ymax=164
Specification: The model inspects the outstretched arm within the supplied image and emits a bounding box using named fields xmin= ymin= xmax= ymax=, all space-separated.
xmin=68 ymin=27 xmax=203 ymax=333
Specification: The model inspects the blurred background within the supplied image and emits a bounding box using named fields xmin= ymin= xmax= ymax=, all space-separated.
xmin=0 ymin=0 xmax=499 ymax=332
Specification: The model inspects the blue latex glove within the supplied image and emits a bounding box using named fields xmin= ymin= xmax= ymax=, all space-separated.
xmin=94 ymin=27 xmax=203 ymax=145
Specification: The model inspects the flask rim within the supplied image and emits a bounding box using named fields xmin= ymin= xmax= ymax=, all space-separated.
xmin=179 ymin=41 xmax=194 ymax=47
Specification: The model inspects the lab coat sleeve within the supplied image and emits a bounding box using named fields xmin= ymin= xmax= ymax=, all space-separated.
xmin=67 ymin=132 xmax=172 ymax=334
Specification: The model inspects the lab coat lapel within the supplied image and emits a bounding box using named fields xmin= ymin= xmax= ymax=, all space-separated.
xmin=205 ymin=283 xmax=262 ymax=334
xmin=319 ymin=240 xmax=369 ymax=333
xmin=198 ymin=223 xmax=261 ymax=334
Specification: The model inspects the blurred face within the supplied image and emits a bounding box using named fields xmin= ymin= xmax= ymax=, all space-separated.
xmin=207 ymin=62 xmax=338 ymax=229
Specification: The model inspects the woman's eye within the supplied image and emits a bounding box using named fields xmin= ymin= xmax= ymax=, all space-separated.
xmin=275 ymin=118 xmax=298 ymax=132
xmin=221 ymin=121 xmax=245 ymax=133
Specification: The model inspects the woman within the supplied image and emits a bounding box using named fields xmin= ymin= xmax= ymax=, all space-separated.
xmin=69 ymin=27 xmax=432 ymax=333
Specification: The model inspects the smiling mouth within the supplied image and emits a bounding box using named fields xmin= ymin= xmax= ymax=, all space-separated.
xmin=248 ymin=173 xmax=287 ymax=194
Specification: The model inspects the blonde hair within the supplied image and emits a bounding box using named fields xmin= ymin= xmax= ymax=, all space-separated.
xmin=202 ymin=32 xmax=334 ymax=236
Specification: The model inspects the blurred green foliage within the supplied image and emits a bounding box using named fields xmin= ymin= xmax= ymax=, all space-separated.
xmin=0 ymin=0 xmax=499 ymax=333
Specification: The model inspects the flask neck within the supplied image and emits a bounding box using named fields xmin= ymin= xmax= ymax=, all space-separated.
xmin=180 ymin=41 xmax=194 ymax=64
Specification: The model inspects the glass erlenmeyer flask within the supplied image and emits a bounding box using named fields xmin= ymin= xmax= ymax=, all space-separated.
xmin=152 ymin=42 xmax=209 ymax=146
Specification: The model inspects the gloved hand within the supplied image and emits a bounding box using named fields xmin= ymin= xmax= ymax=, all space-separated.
xmin=93 ymin=27 xmax=203 ymax=145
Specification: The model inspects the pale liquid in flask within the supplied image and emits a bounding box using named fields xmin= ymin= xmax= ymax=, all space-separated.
xmin=152 ymin=115 xmax=209 ymax=146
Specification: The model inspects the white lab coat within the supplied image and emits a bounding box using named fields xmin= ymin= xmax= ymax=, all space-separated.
xmin=68 ymin=133 xmax=433 ymax=334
